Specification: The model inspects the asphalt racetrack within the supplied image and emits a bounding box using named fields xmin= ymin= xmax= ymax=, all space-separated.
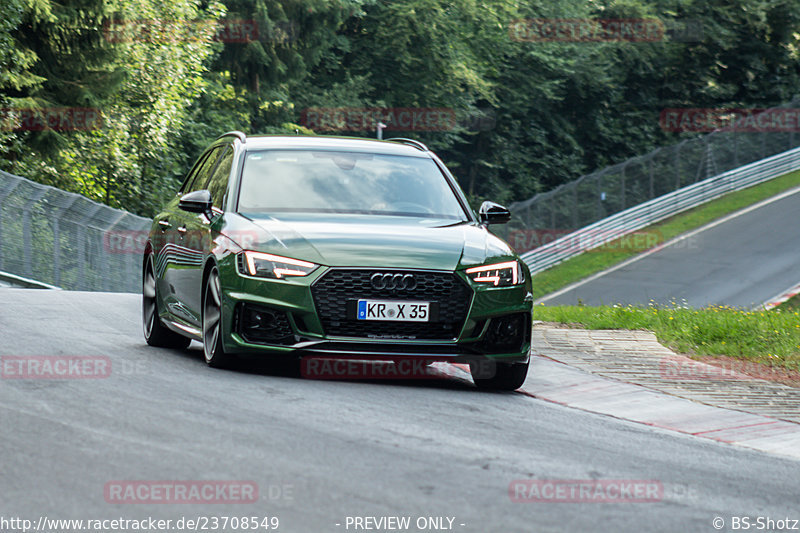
xmin=541 ymin=187 xmax=800 ymax=308
xmin=2 ymin=289 xmax=800 ymax=532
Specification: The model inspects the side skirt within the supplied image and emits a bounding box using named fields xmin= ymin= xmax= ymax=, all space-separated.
xmin=162 ymin=317 xmax=203 ymax=342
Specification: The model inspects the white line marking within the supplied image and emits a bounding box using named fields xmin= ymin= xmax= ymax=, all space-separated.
xmin=759 ymin=281 xmax=800 ymax=310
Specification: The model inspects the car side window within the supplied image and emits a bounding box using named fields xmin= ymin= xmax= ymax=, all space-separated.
xmin=179 ymin=151 xmax=211 ymax=193
xmin=205 ymin=147 xmax=234 ymax=209
xmin=186 ymin=147 xmax=224 ymax=193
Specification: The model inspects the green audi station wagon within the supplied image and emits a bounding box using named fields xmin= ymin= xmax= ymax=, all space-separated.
xmin=143 ymin=132 xmax=533 ymax=390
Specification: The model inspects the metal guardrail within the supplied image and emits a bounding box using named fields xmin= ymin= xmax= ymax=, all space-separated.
xmin=519 ymin=145 xmax=800 ymax=275
xmin=0 ymin=170 xmax=150 ymax=292
xmin=505 ymin=101 xmax=800 ymax=258
xmin=0 ymin=270 xmax=62 ymax=289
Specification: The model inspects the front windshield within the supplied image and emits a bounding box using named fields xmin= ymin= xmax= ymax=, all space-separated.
xmin=237 ymin=150 xmax=468 ymax=220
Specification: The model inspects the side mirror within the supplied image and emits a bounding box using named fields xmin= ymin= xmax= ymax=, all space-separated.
xmin=479 ymin=201 xmax=511 ymax=225
xmin=179 ymin=189 xmax=213 ymax=215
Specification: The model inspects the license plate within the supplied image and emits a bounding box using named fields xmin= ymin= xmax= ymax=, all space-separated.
xmin=357 ymin=300 xmax=430 ymax=322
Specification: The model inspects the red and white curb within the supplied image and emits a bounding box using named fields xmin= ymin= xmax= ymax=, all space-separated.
xmin=761 ymin=281 xmax=800 ymax=310
xmin=446 ymin=357 xmax=800 ymax=461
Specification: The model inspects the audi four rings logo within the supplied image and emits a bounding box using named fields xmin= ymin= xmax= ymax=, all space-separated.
xmin=370 ymin=273 xmax=417 ymax=290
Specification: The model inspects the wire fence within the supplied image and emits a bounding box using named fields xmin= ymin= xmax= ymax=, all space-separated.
xmin=503 ymin=101 xmax=800 ymax=254
xmin=4 ymin=103 xmax=800 ymax=292
xmin=0 ymin=170 xmax=149 ymax=292
xmin=519 ymin=145 xmax=800 ymax=275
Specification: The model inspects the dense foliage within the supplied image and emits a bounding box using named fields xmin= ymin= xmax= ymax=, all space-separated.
xmin=2 ymin=0 xmax=800 ymax=216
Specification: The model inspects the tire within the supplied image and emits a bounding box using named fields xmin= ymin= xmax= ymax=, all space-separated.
xmin=143 ymin=254 xmax=191 ymax=349
xmin=203 ymin=267 xmax=235 ymax=368
xmin=469 ymin=358 xmax=529 ymax=391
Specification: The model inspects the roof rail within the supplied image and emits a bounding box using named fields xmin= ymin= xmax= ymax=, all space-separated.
xmin=385 ymin=137 xmax=429 ymax=152
xmin=217 ymin=131 xmax=247 ymax=143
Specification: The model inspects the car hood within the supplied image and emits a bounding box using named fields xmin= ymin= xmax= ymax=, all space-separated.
xmin=227 ymin=213 xmax=513 ymax=270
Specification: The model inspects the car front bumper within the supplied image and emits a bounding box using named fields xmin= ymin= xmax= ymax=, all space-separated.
xmin=218 ymin=256 xmax=533 ymax=363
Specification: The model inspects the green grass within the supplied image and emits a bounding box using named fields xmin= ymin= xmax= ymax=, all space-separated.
xmin=536 ymin=304 xmax=800 ymax=370
xmin=530 ymin=169 xmax=800 ymax=300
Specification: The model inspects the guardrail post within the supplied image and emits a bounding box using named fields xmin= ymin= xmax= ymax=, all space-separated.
xmin=0 ymin=176 xmax=20 ymax=272
xmin=103 ymin=211 xmax=128 ymax=292
xmin=22 ymin=188 xmax=47 ymax=279
xmin=126 ymin=226 xmax=139 ymax=293
xmin=572 ymin=185 xmax=579 ymax=228
xmin=621 ymin=162 xmax=627 ymax=210
xmin=51 ymin=197 xmax=78 ymax=287
xmin=52 ymin=218 xmax=60 ymax=285
xmin=76 ymin=205 xmax=102 ymax=291
xmin=596 ymin=173 xmax=603 ymax=219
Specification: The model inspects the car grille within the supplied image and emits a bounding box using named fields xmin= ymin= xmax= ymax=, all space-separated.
xmin=311 ymin=269 xmax=473 ymax=340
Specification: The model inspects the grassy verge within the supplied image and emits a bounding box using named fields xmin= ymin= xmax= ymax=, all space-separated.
xmin=530 ymin=169 xmax=800 ymax=300
xmin=777 ymin=293 xmax=800 ymax=312
xmin=535 ymin=304 xmax=800 ymax=370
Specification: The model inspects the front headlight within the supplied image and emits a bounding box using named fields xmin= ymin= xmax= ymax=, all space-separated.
xmin=238 ymin=251 xmax=318 ymax=279
xmin=465 ymin=260 xmax=524 ymax=287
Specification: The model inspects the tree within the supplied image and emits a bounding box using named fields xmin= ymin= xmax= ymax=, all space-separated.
xmin=2 ymin=0 xmax=224 ymax=215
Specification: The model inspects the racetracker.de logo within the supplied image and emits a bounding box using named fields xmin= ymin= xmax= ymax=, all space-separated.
xmin=509 ymin=479 xmax=663 ymax=503
xmin=660 ymin=108 xmax=800 ymax=132
xmin=0 ymin=108 xmax=103 ymax=131
xmin=104 ymin=229 xmax=260 ymax=254
xmin=659 ymin=357 xmax=786 ymax=381
xmin=508 ymin=228 xmax=664 ymax=254
xmin=103 ymin=19 xmax=260 ymax=43
xmin=1 ymin=356 xmax=111 ymax=379
xmin=509 ymin=18 xmax=665 ymax=42
xmin=104 ymin=481 xmax=258 ymax=504
xmin=301 ymin=358 xmax=437 ymax=380
xmin=299 ymin=107 xmax=457 ymax=132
